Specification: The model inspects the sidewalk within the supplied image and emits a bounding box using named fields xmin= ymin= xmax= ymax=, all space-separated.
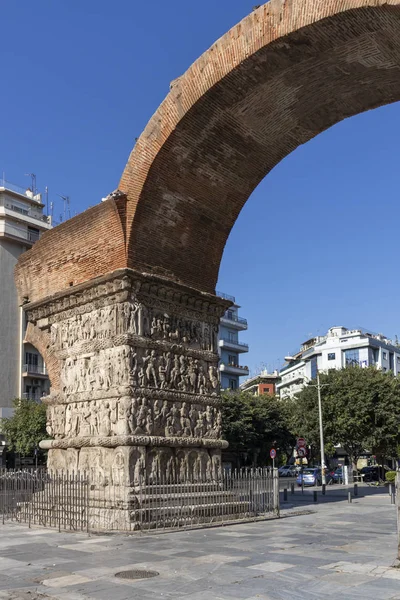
xmin=0 ymin=484 xmax=398 ymax=600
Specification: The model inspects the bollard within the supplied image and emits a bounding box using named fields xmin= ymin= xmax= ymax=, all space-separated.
xmin=313 ymin=490 xmax=317 ymax=503
xmin=389 ymin=483 xmax=393 ymax=497
xmin=354 ymin=483 xmax=358 ymax=497
xmin=348 ymin=491 xmax=352 ymax=503
xmin=283 ymin=488 xmax=288 ymax=502
xmin=290 ymin=482 xmax=294 ymax=494
xmin=391 ymin=492 xmax=396 ymax=505
xmin=322 ymin=484 xmax=326 ymax=496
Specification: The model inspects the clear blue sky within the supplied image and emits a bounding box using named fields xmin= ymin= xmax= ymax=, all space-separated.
xmin=2 ymin=1 xmax=400 ymax=374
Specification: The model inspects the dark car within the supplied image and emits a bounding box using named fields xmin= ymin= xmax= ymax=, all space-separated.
xmin=360 ymin=466 xmax=380 ymax=482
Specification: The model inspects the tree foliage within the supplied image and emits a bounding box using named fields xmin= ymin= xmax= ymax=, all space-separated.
xmin=291 ymin=367 xmax=400 ymax=466
xmin=0 ymin=399 xmax=47 ymax=457
xmin=221 ymin=390 xmax=295 ymax=466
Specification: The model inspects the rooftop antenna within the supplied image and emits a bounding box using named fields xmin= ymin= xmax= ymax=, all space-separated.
xmin=56 ymin=194 xmax=71 ymax=222
xmin=45 ymin=186 xmax=49 ymax=215
xmin=25 ymin=173 xmax=36 ymax=195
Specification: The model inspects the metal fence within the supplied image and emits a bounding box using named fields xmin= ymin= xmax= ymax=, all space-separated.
xmin=0 ymin=468 xmax=279 ymax=534
xmin=0 ymin=469 xmax=88 ymax=532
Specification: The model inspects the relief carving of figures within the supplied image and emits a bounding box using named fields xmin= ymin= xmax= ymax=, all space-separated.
xmin=89 ymin=401 xmax=99 ymax=436
xmin=142 ymin=309 xmax=215 ymax=351
xmin=147 ymin=450 xmax=161 ymax=484
xmin=47 ymin=405 xmax=65 ymax=439
xmin=142 ymin=350 xmax=158 ymax=388
xmin=177 ymin=450 xmax=189 ymax=483
xmin=165 ymin=403 xmax=181 ymax=437
xmin=61 ymin=347 xmax=132 ymax=396
xmin=131 ymin=347 xmax=219 ymax=396
xmin=71 ymin=403 xmax=80 ymax=437
xmin=98 ymin=401 xmax=111 ymax=437
xmin=180 ymin=403 xmax=192 ymax=437
xmin=134 ymin=397 xmax=151 ymax=435
xmin=153 ymin=399 xmax=164 ymax=436
xmin=80 ymin=402 xmax=91 ymax=437
xmin=115 ymin=396 xmax=133 ymax=436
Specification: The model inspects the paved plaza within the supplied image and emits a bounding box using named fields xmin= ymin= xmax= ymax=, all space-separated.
xmin=0 ymin=485 xmax=399 ymax=600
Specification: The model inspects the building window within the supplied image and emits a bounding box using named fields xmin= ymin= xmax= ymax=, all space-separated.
xmin=344 ymin=348 xmax=360 ymax=367
xmin=227 ymin=310 xmax=234 ymax=320
xmin=327 ymin=353 xmax=335 ymax=361
xmin=310 ymin=357 xmax=318 ymax=379
xmin=228 ymin=331 xmax=237 ymax=343
xmin=27 ymin=226 xmax=40 ymax=242
xmin=25 ymin=352 xmax=38 ymax=366
xmin=228 ymin=354 xmax=236 ymax=365
xmin=383 ymin=352 xmax=387 ymax=360
xmin=229 ymin=379 xmax=237 ymax=390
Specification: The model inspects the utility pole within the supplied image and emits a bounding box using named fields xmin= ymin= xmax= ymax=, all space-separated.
xmin=302 ymin=373 xmax=328 ymax=486
xmin=317 ymin=372 xmax=326 ymax=486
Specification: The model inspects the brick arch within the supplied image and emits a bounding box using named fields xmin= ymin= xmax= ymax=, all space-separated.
xmin=24 ymin=322 xmax=60 ymax=391
xmin=120 ymin=0 xmax=400 ymax=294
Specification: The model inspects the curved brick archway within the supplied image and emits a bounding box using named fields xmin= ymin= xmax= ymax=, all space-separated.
xmin=120 ymin=0 xmax=400 ymax=294
xmin=24 ymin=322 xmax=60 ymax=390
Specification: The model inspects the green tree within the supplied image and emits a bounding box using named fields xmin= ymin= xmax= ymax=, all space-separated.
xmin=291 ymin=367 xmax=400 ymax=468
xmin=0 ymin=399 xmax=48 ymax=457
xmin=221 ymin=390 xmax=295 ymax=466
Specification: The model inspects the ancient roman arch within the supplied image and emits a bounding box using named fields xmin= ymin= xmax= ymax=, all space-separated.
xmin=15 ymin=0 xmax=400 ymax=523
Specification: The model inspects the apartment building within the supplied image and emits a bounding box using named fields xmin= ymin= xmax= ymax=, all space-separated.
xmin=0 ymin=180 xmax=52 ymax=417
xmin=277 ymin=326 xmax=400 ymax=399
xmin=217 ymin=292 xmax=249 ymax=390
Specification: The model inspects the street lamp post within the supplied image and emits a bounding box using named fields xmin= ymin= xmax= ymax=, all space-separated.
xmin=301 ymin=372 xmax=328 ymax=486
xmin=284 ymin=356 xmax=328 ymax=486
xmin=316 ymin=372 xmax=326 ymax=486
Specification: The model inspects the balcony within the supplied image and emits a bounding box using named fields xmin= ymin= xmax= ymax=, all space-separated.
xmin=216 ymin=291 xmax=235 ymax=302
xmin=219 ymin=363 xmax=249 ymax=376
xmin=219 ymin=337 xmax=249 ymax=353
xmin=0 ymin=223 xmax=41 ymax=244
xmin=220 ymin=313 xmax=248 ymax=330
xmin=22 ymin=364 xmax=48 ymax=378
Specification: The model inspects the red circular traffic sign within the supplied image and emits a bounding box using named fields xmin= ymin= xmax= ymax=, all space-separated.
xmin=297 ymin=438 xmax=306 ymax=448
xmin=270 ymin=449 xmax=277 ymax=459
xmin=297 ymin=447 xmax=307 ymax=458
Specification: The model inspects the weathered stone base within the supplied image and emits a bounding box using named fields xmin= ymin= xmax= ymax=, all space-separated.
xmin=46 ymin=445 xmax=223 ymax=486
xmin=33 ymin=446 xmax=248 ymax=532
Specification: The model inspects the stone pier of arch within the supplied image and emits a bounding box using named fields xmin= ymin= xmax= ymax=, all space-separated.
xmin=26 ymin=269 xmax=229 ymax=528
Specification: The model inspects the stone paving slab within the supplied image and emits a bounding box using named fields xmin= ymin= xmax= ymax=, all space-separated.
xmin=0 ymin=485 xmax=399 ymax=599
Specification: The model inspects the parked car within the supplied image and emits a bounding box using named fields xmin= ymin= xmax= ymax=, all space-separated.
xmin=297 ymin=468 xmax=333 ymax=486
xmin=297 ymin=468 xmax=322 ymax=487
xmin=278 ymin=465 xmax=296 ymax=477
xmin=331 ymin=467 xmax=343 ymax=483
xmin=360 ymin=466 xmax=380 ymax=482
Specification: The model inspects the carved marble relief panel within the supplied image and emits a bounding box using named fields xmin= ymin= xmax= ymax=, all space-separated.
xmin=47 ymin=396 xmax=222 ymax=441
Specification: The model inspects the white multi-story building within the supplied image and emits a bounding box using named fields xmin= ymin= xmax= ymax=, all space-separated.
xmin=277 ymin=326 xmax=400 ymax=399
xmin=217 ymin=292 xmax=249 ymax=390
xmin=0 ymin=180 xmax=52 ymax=420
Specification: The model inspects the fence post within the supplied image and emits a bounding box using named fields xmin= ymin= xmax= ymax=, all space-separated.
xmin=283 ymin=488 xmax=288 ymax=502
xmin=354 ymin=483 xmax=358 ymax=497
xmin=273 ymin=468 xmax=280 ymax=517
